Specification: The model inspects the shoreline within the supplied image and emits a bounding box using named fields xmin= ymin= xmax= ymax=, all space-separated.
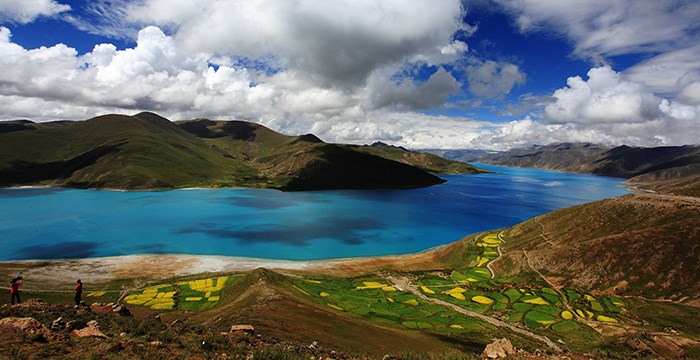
xmin=0 ymin=242 xmax=460 ymax=284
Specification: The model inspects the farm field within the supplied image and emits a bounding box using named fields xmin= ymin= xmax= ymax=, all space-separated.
xmin=78 ymin=233 xmax=696 ymax=358
xmin=289 ymin=232 xmax=630 ymax=351
xmin=124 ymin=275 xmax=237 ymax=311
xmin=119 ymin=233 xmax=627 ymax=347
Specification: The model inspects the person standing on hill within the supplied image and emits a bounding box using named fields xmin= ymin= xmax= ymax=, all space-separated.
xmin=10 ymin=277 xmax=22 ymax=305
xmin=74 ymin=279 xmax=83 ymax=307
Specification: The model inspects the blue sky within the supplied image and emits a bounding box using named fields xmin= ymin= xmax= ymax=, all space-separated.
xmin=0 ymin=0 xmax=698 ymax=149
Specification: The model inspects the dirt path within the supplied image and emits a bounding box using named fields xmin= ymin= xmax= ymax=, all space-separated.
xmin=485 ymin=231 xmax=505 ymax=279
xmin=387 ymin=275 xmax=564 ymax=353
xmin=532 ymin=217 xmax=556 ymax=248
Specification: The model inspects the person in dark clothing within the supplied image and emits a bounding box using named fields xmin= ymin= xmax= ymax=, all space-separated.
xmin=10 ymin=277 xmax=21 ymax=305
xmin=74 ymin=279 xmax=83 ymax=307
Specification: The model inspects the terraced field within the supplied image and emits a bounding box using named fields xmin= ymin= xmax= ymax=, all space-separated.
xmin=115 ymin=233 xmax=631 ymax=351
xmin=124 ymin=275 xmax=237 ymax=311
xmin=291 ymin=232 xmax=629 ymax=350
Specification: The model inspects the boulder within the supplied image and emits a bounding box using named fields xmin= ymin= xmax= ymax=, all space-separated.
xmin=0 ymin=317 xmax=61 ymax=340
xmin=90 ymin=302 xmax=131 ymax=316
xmin=71 ymin=320 xmax=109 ymax=339
xmin=50 ymin=317 xmax=66 ymax=331
xmin=482 ymin=338 xmax=516 ymax=359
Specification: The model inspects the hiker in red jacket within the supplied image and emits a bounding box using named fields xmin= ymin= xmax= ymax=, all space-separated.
xmin=74 ymin=279 xmax=83 ymax=307
xmin=10 ymin=277 xmax=22 ymax=305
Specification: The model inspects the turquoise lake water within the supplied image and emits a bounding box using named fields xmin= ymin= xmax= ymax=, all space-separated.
xmin=0 ymin=164 xmax=628 ymax=261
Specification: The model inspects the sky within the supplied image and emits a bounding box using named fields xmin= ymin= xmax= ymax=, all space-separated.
xmin=0 ymin=0 xmax=698 ymax=150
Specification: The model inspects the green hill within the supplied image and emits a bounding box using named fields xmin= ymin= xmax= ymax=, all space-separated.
xmin=493 ymin=193 xmax=700 ymax=299
xmin=0 ymin=113 xmax=484 ymax=190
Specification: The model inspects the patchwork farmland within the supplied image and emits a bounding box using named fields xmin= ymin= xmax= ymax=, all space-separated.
xmin=116 ymin=232 xmax=629 ymax=351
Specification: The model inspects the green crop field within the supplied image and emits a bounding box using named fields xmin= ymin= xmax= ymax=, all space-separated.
xmin=285 ymin=232 xmax=630 ymax=352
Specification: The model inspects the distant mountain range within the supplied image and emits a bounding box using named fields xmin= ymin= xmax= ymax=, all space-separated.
xmin=0 ymin=113 xmax=484 ymax=191
xmin=428 ymin=142 xmax=700 ymax=196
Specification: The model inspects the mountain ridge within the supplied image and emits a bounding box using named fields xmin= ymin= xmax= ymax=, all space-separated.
xmin=0 ymin=113 xmax=485 ymax=191
xmin=435 ymin=142 xmax=700 ymax=196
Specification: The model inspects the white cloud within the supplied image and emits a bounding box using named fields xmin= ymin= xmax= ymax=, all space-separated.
xmin=0 ymin=0 xmax=70 ymax=24
xmin=0 ymin=25 xmax=484 ymax=149
xmin=2 ymin=1 xmax=697 ymax=151
xmin=81 ymin=0 xmax=469 ymax=88
xmin=364 ymin=67 xmax=461 ymax=111
xmin=465 ymin=60 xmax=525 ymax=98
xmin=545 ymin=66 xmax=662 ymax=124
xmin=494 ymin=0 xmax=700 ymax=60
xmin=624 ymin=44 xmax=700 ymax=96
xmin=538 ymin=66 xmax=700 ymax=147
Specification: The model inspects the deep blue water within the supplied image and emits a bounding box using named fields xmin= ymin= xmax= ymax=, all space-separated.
xmin=0 ymin=164 xmax=628 ymax=261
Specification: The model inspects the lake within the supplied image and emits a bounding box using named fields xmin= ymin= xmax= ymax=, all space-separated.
xmin=0 ymin=164 xmax=628 ymax=261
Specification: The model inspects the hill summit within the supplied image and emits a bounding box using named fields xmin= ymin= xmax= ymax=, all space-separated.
xmin=0 ymin=113 xmax=484 ymax=191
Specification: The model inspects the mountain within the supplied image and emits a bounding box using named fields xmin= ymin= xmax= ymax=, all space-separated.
xmin=454 ymin=142 xmax=700 ymax=196
xmin=0 ymin=113 xmax=484 ymax=191
xmin=356 ymin=142 xmax=485 ymax=175
xmin=454 ymin=143 xmax=610 ymax=172
xmin=492 ymin=193 xmax=700 ymax=299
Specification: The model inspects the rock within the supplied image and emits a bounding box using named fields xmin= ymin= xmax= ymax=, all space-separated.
xmin=65 ymin=320 xmax=77 ymax=330
xmin=0 ymin=317 xmax=64 ymax=341
xmin=90 ymin=303 xmax=112 ymax=314
xmin=482 ymin=338 xmax=516 ymax=359
xmin=309 ymin=340 xmax=319 ymax=349
xmin=149 ymin=341 xmax=163 ymax=347
xmin=230 ymin=324 xmax=255 ymax=333
xmin=71 ymin=320 xmax=109 ymax=339
xmin=90 ymin=302 xmax=130 ymax=316
xmin=50 ymin=317 xmax=66 ymax=331
xmin=112 ymin=305 xmax=131 ymax=316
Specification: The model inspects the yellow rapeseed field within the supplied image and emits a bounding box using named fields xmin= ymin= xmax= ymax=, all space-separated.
xmin=522 ymin=297 xmax=548 ymax=305
xmin=471 ymin=295 xmax=494 ymax=304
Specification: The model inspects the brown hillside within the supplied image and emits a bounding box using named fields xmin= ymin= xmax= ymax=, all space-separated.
xmin=185 ymin=268 xmax=470 ymax=356
xmin=493 ymin=194 xmax=700 ymax=299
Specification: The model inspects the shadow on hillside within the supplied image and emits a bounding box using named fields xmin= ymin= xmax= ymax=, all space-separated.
xmin=0 ymin=144 xmax=122 ymax=186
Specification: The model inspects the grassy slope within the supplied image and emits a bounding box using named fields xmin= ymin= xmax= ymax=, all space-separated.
xmin=354 ymin=145 xmax=485 ymax=175
xmin=0 ymin=113 xmax=257 ymax=189
xmin=0 ymin=114 xmax=478 ymax=190
xmin=176 ymin=119 xmax=450 ymax=190
xmin=494 ymin=194 xmax=700 ymax=299
xmin=185 ymin=268 xmax=476 ymax=356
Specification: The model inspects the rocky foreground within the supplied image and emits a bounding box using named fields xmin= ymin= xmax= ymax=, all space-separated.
xmin=1 ymin=299 xmax=580 ymax=359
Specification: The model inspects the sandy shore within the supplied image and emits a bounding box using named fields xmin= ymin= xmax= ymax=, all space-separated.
xmin=0 ymin=240 xmax=462 ymax=287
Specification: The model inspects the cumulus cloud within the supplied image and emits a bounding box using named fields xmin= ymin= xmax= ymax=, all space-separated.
xmin=465 ymin=60 xmax=525 ymax=98
xmin=0 ymin=0 xmax=70 ymax=24
xmin=365 ymin=67 xmax=461 ymax=110
xmin=0 ymin=25 xmax=481 ymax=148
xmin=73 ymin=0 xmax=469 ymax=89
xmin=537 ymin=66 xmax=700 ymax=147
xmin=545 ymin=66 xmax=662 ymax=124
xmin=2 ymin=1 xmax=697 ymax=150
